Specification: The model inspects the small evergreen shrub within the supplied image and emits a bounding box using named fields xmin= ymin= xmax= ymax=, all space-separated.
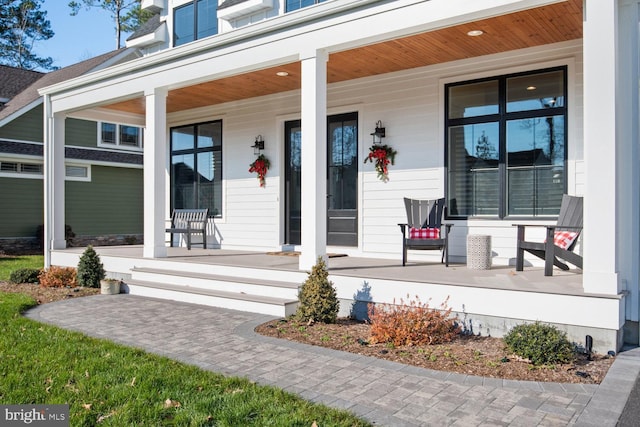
xmin=503 ymin=322 xmax=575 ymax=365
xmin=295 ymin=257 xmax=339 ymax=324
xmin=9 ymin=268 xmax=42 ymax=284
xmin=76 ymin=245 xmax=105 ymax=288
xmin=38 ymin=266 xmax=77 ymax=288
xmin=368 ymin=295 xmax=460 ymax=346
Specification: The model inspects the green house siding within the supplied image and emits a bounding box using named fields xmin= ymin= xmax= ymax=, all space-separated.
xmin=0 ymin=177 xmax=44 ymax=237
xmin=66 ymin=166 xmax=143 ymax=235
xmin=66 ymin=119 xmax=96 ymax=148
xmin=0 ymin=105 xmax=44 ymax=142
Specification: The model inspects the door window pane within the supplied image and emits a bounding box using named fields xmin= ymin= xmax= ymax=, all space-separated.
xmin=328 ymin=118 xmax=357 ymax=210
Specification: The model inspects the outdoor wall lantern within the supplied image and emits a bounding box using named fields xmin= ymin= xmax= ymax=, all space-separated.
xmin=252 ymin=135 xmax=265 ymax=155
xmin=370 ymin=120 xmax=386 ymax=144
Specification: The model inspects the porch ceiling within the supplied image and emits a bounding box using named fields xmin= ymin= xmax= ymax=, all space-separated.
xmin=104 ymin=0 xmax=582 ymax=116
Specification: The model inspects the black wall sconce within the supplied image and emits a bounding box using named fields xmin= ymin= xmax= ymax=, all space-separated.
xmin=252 ymin=135 xmax=265 ymax=155
xmin=370 ymin=120 xmax=386 ymax=144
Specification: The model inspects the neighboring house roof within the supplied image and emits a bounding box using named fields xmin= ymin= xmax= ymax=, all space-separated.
xmin=0 ymin=66 xmax=44 ymax=108
xmin=0 ymin=140 xmax=143 ymax=166
xmin=127 ymin=14 xmax=162 ymax=41
xmin=0 ymin=49 xmax=140 ymax=124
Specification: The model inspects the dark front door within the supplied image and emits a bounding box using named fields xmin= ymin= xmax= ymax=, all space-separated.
xmin=284 ymin=113 xmax=358 ymax=247
xmin=327 ymin=112 xmax=358 ymax=246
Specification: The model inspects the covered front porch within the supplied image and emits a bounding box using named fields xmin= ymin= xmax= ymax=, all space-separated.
xmin=50 ymin=245 xmax=624 ymax=353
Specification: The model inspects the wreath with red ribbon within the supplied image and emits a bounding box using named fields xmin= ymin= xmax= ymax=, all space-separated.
xmin=249 ymin=154 xmax=270 ymax=187
xmin=364 ymin=144 xmax=397 ymax=182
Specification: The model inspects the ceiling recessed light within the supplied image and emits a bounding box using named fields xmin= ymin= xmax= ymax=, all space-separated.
xmin=526 ymin=86 xmax=537 ymax=91
xmin=467 ymin=30 xmax=484 ymax=37
xmin=276 ymin=71 xmax=289 ymax=77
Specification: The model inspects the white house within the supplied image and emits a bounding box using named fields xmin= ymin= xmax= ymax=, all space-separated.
xmin=39 ymin=0 xmax=639 ymax=353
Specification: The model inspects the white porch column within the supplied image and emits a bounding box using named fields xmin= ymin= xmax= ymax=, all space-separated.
xmin=298 ymin=49 xmax=328 ymax=270
xmin=43 ymin=95 xmax=66 ymax=268
xmin=582 ymin=0 xmax=620 ymax=294
xmin=143 ymin=87 xmax=168 ymax=258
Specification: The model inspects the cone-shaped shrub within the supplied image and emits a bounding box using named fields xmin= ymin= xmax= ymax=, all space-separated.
xmin=76 ymin=245 xmax=105 ymax=288
xmin=295 ymin=257 xmax=339 ymax=324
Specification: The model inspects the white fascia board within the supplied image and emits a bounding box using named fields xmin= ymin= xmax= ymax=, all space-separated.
xmin=218 ymin=0 xmax=274 ymax=21
xmin=67 ymin=107 xmax=145 ymax=127
xmin=40 ymin=0 xmax=564 ymax=113
xmin=0 ymin=98 xmax=43 ymax=128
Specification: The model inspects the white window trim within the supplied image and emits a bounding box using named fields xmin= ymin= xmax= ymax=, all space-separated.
xmin=0 ymin=158 xmax=92 ymax=182
xmin=97 ymin=121 xmax=144 ymax=152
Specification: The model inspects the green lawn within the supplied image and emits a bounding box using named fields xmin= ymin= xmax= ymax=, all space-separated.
xmin=0 ymin=292 xmax=370 ymax=426
xmin=0 ymin=255 xmax=44 ymax=281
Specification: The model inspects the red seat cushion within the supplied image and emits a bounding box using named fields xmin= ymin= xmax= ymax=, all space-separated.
xmin=409 ymin=227 xmax=440 ymax=239
xmin=553 ymin=231 xmax=579 ymax=250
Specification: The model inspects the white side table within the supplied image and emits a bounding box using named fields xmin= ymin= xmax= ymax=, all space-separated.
xmin=467 ymin=235 xmax=492 ymax=270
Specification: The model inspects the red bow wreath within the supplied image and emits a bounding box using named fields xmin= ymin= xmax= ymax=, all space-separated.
xmin=249 ymin=154 xmax=270 ymax=187
xmin=364 ymin=144 xmax=397 ymax=182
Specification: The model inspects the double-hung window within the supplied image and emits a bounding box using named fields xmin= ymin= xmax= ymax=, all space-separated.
xmin=99 ymin=122 xmax=143 ymax=150
xmin=170 ymin=120 xmax=222 ymax=216
xmin=286 ymin=0 xmax=327 ymax=13
xmin=445 ymin=67 xmax=567 ymax=219
xmin=174 ymin=0 xmax=218 ymax=47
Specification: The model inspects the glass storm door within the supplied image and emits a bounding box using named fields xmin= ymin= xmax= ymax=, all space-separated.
xmin=327 ymin=112 xmax=358 ymax=246
xmin=284 ymin=113 xmax=358 ymax=247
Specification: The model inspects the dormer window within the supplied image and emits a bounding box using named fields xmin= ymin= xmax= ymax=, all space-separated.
xmin=174 ymin=0 xmax=218 ymax=47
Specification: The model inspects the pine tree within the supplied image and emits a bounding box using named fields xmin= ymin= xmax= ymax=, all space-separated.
xmin=295 ymin=257 xmax=339 ymax=324
xmin=76 ymin=245 xmax=105 ymax=288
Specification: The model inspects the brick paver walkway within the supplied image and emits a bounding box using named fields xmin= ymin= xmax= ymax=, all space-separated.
xmin=26 ymin=295 xmax=638 ymax=426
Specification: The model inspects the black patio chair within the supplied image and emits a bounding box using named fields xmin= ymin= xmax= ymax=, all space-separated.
xmin=398 ymin=197 xmax=452 ymax=266
xmin=515 ymin=194 xmax=583 ymax=276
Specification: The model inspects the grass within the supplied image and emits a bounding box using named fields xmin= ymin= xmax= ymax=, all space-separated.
xmin=0 ymin=292 xmax=370 ymax=426
xmin=0 ymin=255 xmax=44 ymax=281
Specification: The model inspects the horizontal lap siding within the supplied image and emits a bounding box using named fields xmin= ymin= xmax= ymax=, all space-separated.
xmin=66 ymin=166 xmax=143 ymax=235
xmin=0 ymin=106 xmax=43 ymax=142
xmin=0 ymin=177 xmax=43 ymax=237
xmin=66 ymin=119 xmax=96 ymax=148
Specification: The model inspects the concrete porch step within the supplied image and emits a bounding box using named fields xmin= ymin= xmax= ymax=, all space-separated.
xmin=130 ymin=267 xmax=300 ymax=300
xmin=124 ymin=279 xmax=298 ymax=317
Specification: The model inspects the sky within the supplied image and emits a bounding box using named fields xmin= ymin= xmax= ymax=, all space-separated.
xmin=34 ymin=2 xmax=131 ymax=70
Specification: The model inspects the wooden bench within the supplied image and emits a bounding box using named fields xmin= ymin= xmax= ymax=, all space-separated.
xmin=166 ymin=209 xmax=209 ymax=250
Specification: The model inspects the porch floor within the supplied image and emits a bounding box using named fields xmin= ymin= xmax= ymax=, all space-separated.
xmin=58 ymin=245 xmax=591 ymax=298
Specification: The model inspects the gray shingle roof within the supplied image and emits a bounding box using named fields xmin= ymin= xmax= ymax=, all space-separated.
xmin=0 ymin=140 xmax=143 ymax=166
xmin=0 ymin=49 xmax=138 ymax=123
xmin=0 ymin=66 xmax=44 ymax=104
xmin=127 ymin=14 xmax=162 ymax=41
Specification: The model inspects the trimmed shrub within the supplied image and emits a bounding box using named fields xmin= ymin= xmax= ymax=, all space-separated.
xmin=295 ymin=257 xmax=339 ymax=324
xmin=9 ymin=268 xmax=42 ymax=284
xmin=503 ymin=322 xmax=575 ymax=365
xmin=39 ymin=266 xmax=77 ymax=288
xmin=76 ymin=245 xmax=105 ymax=288
xmin=368 ymin=295 xmax=460 ymax=346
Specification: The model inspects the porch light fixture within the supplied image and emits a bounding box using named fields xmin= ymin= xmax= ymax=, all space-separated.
xmin=276 ymin=71 xmax=289 ymax=77
xmin=467 ymin=30 xmax=484 ymax=37
xmin=370 ymin=120 xmax=386 ymax=144
xmin=252 ymin=135 xmax=265 ymax=155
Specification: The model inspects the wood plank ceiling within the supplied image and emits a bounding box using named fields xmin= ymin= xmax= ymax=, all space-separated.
xmin=104 ymin=0 xmax=582 ymax=115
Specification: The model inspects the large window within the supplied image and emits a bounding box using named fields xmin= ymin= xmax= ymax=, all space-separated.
xmin=170 ymin=120 xmax=222 ymax=216
xmin=446 ymin=67 xmax=567 ymax=219
xmin=286 ymin=0 xmax=327 ymax=13
xmin=174 ymin=0 xmax=218 ymax=46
